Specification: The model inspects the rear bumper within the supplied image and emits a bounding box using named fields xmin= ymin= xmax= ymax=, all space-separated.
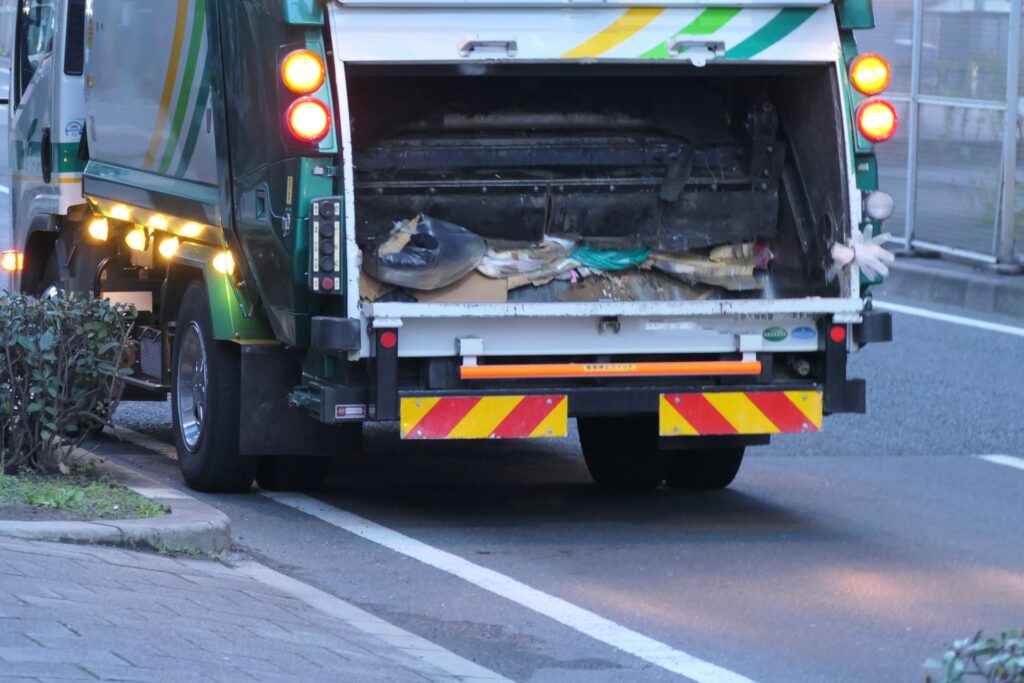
xmin=306 ymin=311 xmax=890 ymax=427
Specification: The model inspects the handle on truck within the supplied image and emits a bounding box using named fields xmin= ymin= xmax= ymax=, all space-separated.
xmin=665 ymin=39 xmax=726 ymax=67
xmin=41 ymin=127 xmax=52 ymax=183
xmin=458 ymin=38 xmax=518 ymax=58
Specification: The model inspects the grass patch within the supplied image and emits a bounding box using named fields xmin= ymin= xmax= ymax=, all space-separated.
xmin=0 ymin=471 xmax=169 ymax=520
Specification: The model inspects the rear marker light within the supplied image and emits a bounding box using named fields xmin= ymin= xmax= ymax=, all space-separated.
xmin=865 ymin=191 xmax=895 ymax=221
xmin=830 ymin=325 xmax=847 ymax=344
xmin=1 ymin=251 xmax=24 ymax=272
xmin=850 ymin=53 xmax=891 ymax=96
xmin=380 ymin=331 xmax=398 ymax=349
xmin=857 ymin=99 xmax=898 ymax=143
xmin=287 ymin=97 xmax=331 ymax=143
xmin=282 ymin=50 xmax=326 ymax=95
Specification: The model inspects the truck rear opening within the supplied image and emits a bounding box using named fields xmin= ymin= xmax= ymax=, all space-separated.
xmin=348 ymin=63 xmax=850 ymax=303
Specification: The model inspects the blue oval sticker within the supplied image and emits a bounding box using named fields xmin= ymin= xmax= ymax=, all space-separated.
xmin=791 ymin=326 xmax=817 ymax=341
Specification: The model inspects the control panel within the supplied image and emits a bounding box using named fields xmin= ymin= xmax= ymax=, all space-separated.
xmin=310 ymin=197 xmax=343 ymax=294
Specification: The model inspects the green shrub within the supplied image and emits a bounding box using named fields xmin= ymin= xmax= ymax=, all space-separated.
xmin=926 ymin=629 xmax=1024 ymax=683
xmin=0 ymin=292 xmax=135 ymax=473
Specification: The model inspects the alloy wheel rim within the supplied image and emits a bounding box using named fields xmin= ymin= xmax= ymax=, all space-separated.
xmin=176 ymin=322 xmax=208 ymax=452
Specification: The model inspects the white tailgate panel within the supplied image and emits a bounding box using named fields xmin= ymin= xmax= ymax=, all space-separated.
xmin=328 ymin=6 xmax=840 ymax=63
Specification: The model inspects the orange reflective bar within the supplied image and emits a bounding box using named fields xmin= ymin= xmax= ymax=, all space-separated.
xmin=461 ymin=360 xmax=762 ymax=380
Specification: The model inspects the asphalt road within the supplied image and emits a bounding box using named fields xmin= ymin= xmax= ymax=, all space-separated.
xmin=2 ymin=58 xmax=1022 ymax=682
xmin=89 ymin=303 xmax=1024 ymax=683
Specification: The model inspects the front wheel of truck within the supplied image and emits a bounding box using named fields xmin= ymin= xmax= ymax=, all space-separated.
xmin=172 ymin=282 xmax=256 ymax=493
xmin=666 ymin=447 xmax=745 ymax=491
xmin=578 ymin=416 xmax=667 ymax=491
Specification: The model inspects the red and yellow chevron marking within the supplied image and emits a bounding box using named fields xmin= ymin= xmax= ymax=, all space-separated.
xmin=660 ymin=391 xmax=823 ymax=436
xmin=401 ymin=396 xmax=568 ymax=440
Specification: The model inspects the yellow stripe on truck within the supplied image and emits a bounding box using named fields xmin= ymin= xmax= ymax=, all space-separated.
xmin=561 ymin=8 xmax=664 ymax=59
xmin=144 ymin=0 xmax=190 ymax=170
xmin=399 ymin=397 xmax=441 ymax=437
xmin=703 ymin=393 xmax=781 ymax=434
xmin=659 ymin=395 xmax=701 ymax=436
xmin=785 ymin=391 xmax=824 ymax=429
xmin=660 ymin=392 xmax=824 ymax=436
xmin=447 ymin=396 xmax=524 ymax=439
xmin=401 ymin=396 xmax=568 ymax=440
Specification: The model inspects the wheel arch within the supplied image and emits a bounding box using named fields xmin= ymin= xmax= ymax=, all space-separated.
xmin=19 ymin=214 xmax=59 ymax=293
xmin=162 ymin=244 xmax=274 ymax=343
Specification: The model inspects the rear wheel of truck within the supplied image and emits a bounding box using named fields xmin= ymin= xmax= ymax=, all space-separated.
xmin=578 ymin=416 xmax=667 ymax=491
xmin=256 ymin=455 xmax=332 ymax=492
xmin=172 ymin=281 xmax=256 ymax=493
xmin=666 ymin=447 xmax=745 ymax=491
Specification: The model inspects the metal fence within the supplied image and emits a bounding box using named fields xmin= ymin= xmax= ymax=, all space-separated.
xmin=857 ymin=0 xmax=1024 ymax=267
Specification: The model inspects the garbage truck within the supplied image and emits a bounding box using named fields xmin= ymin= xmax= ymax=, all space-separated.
xmin=6 ymin=0 xmax=896 ymax=493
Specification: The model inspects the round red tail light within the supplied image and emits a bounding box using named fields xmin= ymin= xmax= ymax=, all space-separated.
xmin=287 ymin=97 xmax=331 ymax=143
xmin=857 ymin=99 xmax=898 ymax=143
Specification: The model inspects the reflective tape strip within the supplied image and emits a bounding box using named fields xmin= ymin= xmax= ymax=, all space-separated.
xmin=401 ymin=396 xmax=568 ymax=440
xmin=660 ymin=391 xmax=822 ymax=436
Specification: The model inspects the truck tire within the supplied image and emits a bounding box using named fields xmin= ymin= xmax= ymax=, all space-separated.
xmin=256 ymin=455 xmax=332 ymax=492
xmin=37 ymin=253 xmax=61 ymax=299
xmin=172 ymin=281 xmax=256 ymax=492
xmin=578 ymin=416 xmax=667 ymax=491
xmin=666 ymin=447 xmax=745 ymax=491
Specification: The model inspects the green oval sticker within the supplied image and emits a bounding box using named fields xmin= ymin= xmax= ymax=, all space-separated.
xmin=763 ymin=327 xmax=788 ymax=342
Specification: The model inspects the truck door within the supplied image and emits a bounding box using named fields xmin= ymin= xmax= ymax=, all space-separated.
xmin=10 ymin=0 xmax=59 ymax=232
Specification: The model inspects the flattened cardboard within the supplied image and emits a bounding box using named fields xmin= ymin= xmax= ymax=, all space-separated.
xmin=413 ymin=272 xmax=508 ymax=303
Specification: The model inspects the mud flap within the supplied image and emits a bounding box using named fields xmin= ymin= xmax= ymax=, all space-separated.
xmin=238 ymin=344 xmax=339 ymax=457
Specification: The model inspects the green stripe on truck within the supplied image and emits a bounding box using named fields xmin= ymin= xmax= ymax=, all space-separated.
xmin=176 ymin=62 xmax=212 ymax=178
xmin=723 ymin=8 xmax=816 ymax=60
xmin=159 ymin=0 xmax=207 ymax=174
xmin=640 ymin=8 xmax=741 ymax=59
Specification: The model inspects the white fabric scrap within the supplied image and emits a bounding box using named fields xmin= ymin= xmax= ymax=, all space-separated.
xmin=829 ymin=227 xmax=895 ymax=281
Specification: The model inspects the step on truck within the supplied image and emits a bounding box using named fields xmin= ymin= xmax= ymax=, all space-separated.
xmin=7 ymin=0 xmax=896 ymax=492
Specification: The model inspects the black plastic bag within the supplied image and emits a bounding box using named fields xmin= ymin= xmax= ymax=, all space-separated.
xmin=363 ymin=215 xmax=487 ymax=291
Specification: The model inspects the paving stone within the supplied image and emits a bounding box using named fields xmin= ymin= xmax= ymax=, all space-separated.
xmin=0 ymin=662 xmax=94 ymax=679
xmin=0 ymin=538 xmax=497 ymax=683
xmin=0 ymin=646 xmax=128 ymax=668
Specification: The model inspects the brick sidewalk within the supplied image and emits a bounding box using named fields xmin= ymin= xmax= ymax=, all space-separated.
xmin=0 ymin=538 xmax=493 ymax=682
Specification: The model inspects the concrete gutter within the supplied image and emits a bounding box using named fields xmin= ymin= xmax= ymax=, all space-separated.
xmin=875 ymin=257 xmax=1024 ymax=320
xmin=0 ymin=453 xmax=231 ymax=554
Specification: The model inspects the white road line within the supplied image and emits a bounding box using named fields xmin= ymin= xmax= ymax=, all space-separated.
xmin=0 ymin=184 xmax=10 ymax=195
xmin=236 ymin=561 xmax=512 ymax=682
xmin=976 ymin=454 xmax=1024 ymax=472
xmin=112 ymin=425 xmax=755 ymax=682
xmin=265 ymin=492 xmax=756 ymax=683
xmin=874 ymin=301 xmax=1024 ymax=338
xmin=100 ymin=429 xmax=509 ymax=682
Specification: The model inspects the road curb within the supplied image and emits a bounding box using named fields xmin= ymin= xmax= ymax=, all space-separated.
xmin=876 ymin=258 xmax=1024 ymax=319
xmin=0 ymin=451 xmax=231 ymax=554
